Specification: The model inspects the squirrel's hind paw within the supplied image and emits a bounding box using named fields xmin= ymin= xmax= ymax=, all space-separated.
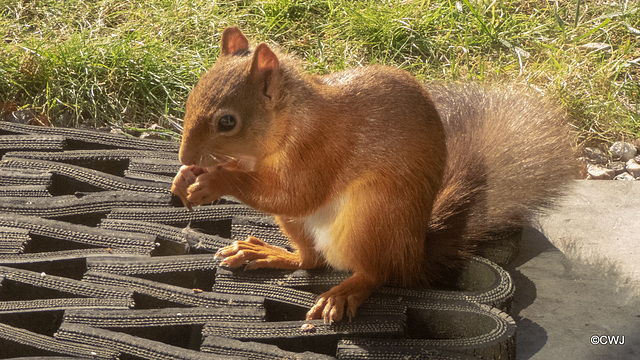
xmin=306 ymin=273 xmax=379 ymax=323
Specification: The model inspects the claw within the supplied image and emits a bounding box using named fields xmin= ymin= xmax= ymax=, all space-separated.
xmin=306 ymin=273 xmax=380 ymax=322
xmin=182 ymin=197 xmax=194 ymax=212
xmin=171 ymin=165 xmax=205 ymax=211
xmin=214 ymin=236 xmax=302 ymax=270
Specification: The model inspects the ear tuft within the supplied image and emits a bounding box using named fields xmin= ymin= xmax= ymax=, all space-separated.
xmin=220 ymin=27 xmax=249 ymax=56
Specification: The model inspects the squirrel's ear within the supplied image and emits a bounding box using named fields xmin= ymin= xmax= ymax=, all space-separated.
xmin=250 ymin=43 xmax=280 ymax=100
xmin=220 ymin=27 xmax=249 ymax=56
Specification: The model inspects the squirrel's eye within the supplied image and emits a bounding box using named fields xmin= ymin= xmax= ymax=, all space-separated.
xmin=218 ymin=115 xmax=237 ymax=132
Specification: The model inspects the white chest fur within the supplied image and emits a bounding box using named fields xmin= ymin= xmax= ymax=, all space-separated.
xmin=302 ymin=195 xmax=349 ymax=269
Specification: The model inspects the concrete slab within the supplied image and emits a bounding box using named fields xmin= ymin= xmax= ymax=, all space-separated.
xmin=537 ymin=180 xmax=640 ymax=284
xmin=511 ymin=180 xmax=640 ymax=359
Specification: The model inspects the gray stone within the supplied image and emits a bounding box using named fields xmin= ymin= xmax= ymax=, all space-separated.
xmin=626 ymin=159 xmax=640 ymax=178
xmin=609 ymin=161 xmax=626 ymax=175
xmin=609 ymin=141 xmax=637 ymax=162
xmin=614 ymin=172 xmax=635 ymax=181
xmin=583 ymin=147 xmax=608 ymax=164
xmin=586 ymin=164 xmax=615 ymax=180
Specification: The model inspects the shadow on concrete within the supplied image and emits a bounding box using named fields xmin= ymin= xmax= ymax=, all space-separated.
xmin=508 ymin=226 xmax=640 ymax=359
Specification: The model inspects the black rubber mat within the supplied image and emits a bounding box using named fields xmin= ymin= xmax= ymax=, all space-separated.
xmin=82 ymin=270 xmax=264 ymax=309
xmin=0 ymin=227 xmax=30 ymax=254
xmin=201 ymin=335 xmax=337 ymax=360
xmin=0 ymin=167 xmax=52 ymax=187
xmin=63 ymin=306 xmax=265 ymax=327
xmin=0 ymin=135 xmax=66 ymax=154
xmin=85 ymin=254 xmax=220 ymax=290
xmin=2 ymin=150 xmax=178 ymax=181
xmin=0 ymin=213 xmax=157 ymax=254
xmin=0 ymin=158 xmax=171 ymax=194
xmin=336 ymin=301 xmax=516 ymax=359
xmin=0 ymin=265 xmax=133 ymax=304
xmin=54 ymin=323 xmax=242 ymax=360
xmin=0 ymin=191 xmax=172 ymax=224
xmin=0 ymin=123 xmax=517 ymax=359
xmin=0 ymin=322 xmax=119 ymax=359
xmin=202 ymin=315 xmax=406 ymax=355
xmin=3 ymin=149 xmax=178 ymax=163
xmin=127 ymin=157 xmax=182 ymax=176
xmin=0 ymin=121 xmax=179 ymax=152
xmin=0 ymin=184 xmax=51 ymax=197
xmin=98 ymin=219 xmax=233 ymax=253
xmin=106 ymin=203 xmax=264 ymax=224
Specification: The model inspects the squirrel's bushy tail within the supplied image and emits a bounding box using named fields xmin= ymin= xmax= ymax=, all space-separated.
xmin=422 ymin=83 xmax=578 ymax=280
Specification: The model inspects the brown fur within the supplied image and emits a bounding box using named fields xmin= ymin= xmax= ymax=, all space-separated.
xmin=172 ymin=27 xmax=577 ymax=322
xmin=423 ymin=83 xmax=578 ymax=283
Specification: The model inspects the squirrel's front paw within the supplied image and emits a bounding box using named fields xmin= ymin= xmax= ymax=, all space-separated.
xmin=171 ymin=165 xmax=205 ymax=210
xmin=185 ymin=170 xmax=224 ymax=207
xmin=215 ymin=236 xmax=302 ymax=270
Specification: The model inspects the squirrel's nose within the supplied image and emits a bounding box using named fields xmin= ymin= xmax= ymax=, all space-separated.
xmin=178 ymin=145 xmax=197 ymax=166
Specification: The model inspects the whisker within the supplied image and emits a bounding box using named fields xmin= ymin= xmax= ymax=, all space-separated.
xmin=191 ymin=140 xmax=256 ymax=171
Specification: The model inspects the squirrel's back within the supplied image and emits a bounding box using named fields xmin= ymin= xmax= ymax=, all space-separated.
xmin=421 ymin=83 xmax=577 ymax=280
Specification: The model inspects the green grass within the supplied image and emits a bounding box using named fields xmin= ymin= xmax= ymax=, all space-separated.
xmin=1 ymin=0 xmax=638 ymax=145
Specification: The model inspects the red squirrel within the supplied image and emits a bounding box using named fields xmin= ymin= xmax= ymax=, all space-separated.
xmin=171 ymin=27 xmax=576 ymax=322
